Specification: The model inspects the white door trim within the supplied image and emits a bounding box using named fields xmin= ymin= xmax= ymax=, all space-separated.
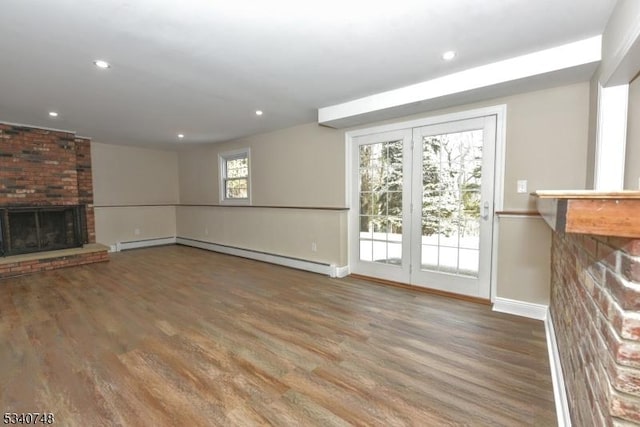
xmin=346 ymin=105 xmax=507 ymax=301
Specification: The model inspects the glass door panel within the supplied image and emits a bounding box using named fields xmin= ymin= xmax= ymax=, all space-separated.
xmin=420 ymin=129 xmax=482 ymax=277
xmin=351 ymin=129 xmax=412 ymax=283
xmin=411 ymin=116 xmax=496 ymax=298
xmin=358 ymin=140 xmax=403 ymax=265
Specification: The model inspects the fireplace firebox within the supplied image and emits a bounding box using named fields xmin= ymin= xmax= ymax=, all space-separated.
xmin=0 ymin=206 xmax=86 ymax=257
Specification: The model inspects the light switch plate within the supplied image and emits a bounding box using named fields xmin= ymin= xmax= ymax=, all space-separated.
xmin=517 ymin=180 xmax=528 ymax=193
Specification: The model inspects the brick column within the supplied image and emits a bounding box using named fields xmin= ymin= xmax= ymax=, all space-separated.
xmin=551 ymin=233 xmax=640 ymax=425
xmin=75 ymin=137 xmax=95 ymax=243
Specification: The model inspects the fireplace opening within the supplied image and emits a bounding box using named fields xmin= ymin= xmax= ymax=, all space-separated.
xmin=0 ymin=206 xmax=85 ymax=256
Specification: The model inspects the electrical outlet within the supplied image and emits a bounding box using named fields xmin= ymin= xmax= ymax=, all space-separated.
xmin=134 ymin=228 xmax=140 ymax=236
xmin=311 ymin=242 xmax=317 ymax=252
xmin=516 ymin=180 xmax=528 ymax=193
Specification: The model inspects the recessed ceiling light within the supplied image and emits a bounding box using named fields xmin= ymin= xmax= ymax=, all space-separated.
xmin=442 ymin=51 xmax=456 ymax=61
xmin=93 ymin=60 xmax=111 ymax=69
xmin=48 ymin=111 xmax=58 ymax=117
xmin=255 ymin=110 xmax=263 ymax=116
xmin=178 ymin=134 xmax=185 ymax=139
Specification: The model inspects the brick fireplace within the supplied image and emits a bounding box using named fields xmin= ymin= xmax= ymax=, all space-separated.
xmin=0 ymin=123 xmax=108 ymax=278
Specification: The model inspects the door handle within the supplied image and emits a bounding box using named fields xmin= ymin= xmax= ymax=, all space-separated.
xmin=482 ymin=201 xmax=490 ymax=220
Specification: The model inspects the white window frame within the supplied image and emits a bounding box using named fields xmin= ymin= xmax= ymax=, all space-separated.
xmin=218 ymin=148 xmax=252 ymax=205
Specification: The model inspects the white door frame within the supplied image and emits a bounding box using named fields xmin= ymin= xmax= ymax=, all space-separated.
xmin=345 ymin=105 xmax=507 ymax=302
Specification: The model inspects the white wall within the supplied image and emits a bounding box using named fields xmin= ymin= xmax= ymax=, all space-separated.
xmin=92 ymin=142 xmax=179 ymax=246
xmin=177 ymin=123 xmax=347 ymax=266
xmin=178 ymin=123 xmax=344 ymax=206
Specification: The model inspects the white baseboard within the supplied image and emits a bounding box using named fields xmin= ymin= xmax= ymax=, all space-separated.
xmin=112 ymin=236 xmax=177 ymax=252
xmin=334 ymin=265 xmax=350 ymax=278
xmin=176 ymin=237 xmax=347 ymax=278
xmin=545 ymin=310 xmax=572 ymax=427
xmin=492 ymin=297 xmax=548 ymax=320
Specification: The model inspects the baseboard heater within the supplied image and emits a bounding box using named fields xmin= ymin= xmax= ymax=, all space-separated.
xmin=176 ymin=237 xmax=347 ymax=278
xmin=111 ymin=236 xmax=177 ymax=252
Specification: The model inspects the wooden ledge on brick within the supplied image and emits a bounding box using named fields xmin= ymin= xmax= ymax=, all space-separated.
xmin=534 ymin=190 xmax=640 ymax=238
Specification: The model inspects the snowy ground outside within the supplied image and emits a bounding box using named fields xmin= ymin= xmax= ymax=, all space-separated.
xmin=359 ymin=231 xmax=479 ymax=276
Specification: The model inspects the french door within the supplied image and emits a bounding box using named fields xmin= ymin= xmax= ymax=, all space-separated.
xmin=350 ymin=115 xmax=497 ymax=298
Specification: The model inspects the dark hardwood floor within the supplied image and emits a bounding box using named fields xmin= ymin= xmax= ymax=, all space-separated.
xmin=0 ymin=245 xmax=556 ymax=426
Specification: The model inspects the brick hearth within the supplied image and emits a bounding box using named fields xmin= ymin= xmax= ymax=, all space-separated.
xmin=0 ymin=244 xmax=109 ymax=279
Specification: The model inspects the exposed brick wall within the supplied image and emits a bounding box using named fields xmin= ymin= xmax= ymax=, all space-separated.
xmin=0 ymin=124 xmax=81 ymax=205
xmin=551 ymin=233 xmax=640 ymax=425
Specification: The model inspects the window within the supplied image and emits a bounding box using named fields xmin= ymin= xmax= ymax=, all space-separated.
xmin=219 ymin=148 xmax=251 ymax=203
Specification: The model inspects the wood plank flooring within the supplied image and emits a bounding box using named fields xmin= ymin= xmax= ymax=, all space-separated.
xmin=0 ymin=245 xmax=556 ymax=426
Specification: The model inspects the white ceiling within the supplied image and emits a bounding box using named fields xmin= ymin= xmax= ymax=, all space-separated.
xmin=0 ymin=0 xmax=617 ymax=148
